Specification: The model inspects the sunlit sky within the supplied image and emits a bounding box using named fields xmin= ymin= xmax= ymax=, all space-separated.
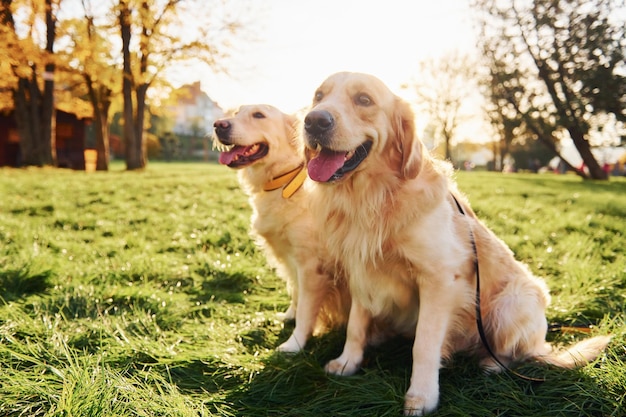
xmin=187 ymin=0 xmax=476 ymax=114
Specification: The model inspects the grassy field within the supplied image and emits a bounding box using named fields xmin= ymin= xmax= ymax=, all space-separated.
xmin=0 ymin=163 xmax=624 ymax=417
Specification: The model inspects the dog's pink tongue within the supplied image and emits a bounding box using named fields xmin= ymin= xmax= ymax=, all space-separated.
xmin=308 ymin=149 xmax=346 ymax=182
xmin=219 ymin=146 xmax=246 ymax=165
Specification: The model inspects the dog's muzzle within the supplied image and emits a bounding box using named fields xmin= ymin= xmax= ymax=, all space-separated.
xmin=304 ymin=110 xmax=334 ymax=147
xmin=214 ymin=119 xmax=232 ymax=145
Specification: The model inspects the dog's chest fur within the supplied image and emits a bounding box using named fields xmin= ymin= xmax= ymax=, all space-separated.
xmin=250 ymin=192 xmax=301 ymax=253
xmin=313 ymin=185 xmax=414 ymax=319
xmin=311 ymin=171 xmax=469 ymax=329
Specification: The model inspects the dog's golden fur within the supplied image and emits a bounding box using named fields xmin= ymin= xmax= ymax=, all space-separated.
xmin=213 ymin=104 xmax=349 ymax=353
xmin=302 ymin=72 xmax=611 ymax=415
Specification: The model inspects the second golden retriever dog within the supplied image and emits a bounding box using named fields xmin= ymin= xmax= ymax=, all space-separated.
xmin=302 ymin=72 xmax=611 ymax=415
xmin=213 ymin=104 xmax=349 ymax=353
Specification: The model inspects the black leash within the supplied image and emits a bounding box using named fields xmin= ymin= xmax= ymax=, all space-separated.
xmin=451 ymin=194 xmax=545 ymax=383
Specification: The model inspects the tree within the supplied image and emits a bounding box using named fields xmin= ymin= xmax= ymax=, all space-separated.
xmin=2 ymin=0 xmax=257 ymax=170
xmin=0 ymin=0 xmax=61 ymax=166
xmin=115 ymin=0 xmax=249 ymax=170
xmin=480 ymin=58 xmax=580 ymax=172
xmin=81 ymin=0 xmax=114 ymax=171
xmin=118 ymin=0 xmax=141 ymax=169
xmin=58 ymin=0 xmax=118 ymax=171
xmin=481 ymin=72 xmax=521 ymax=171
xmin=473 ymin=0 xmax=626 ymax=180
xmin=405 ymin=51 xmax=480 ymax=163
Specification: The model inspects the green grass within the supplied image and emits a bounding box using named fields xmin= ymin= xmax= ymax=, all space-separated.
xmin=0 ymin=163 xmax=624 ymax=416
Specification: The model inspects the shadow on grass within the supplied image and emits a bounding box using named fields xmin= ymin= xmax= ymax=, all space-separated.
xmin=193 ymin=264 xmax=255 ymax=304
xmin=215 ymin=333 xmax=412 ymax=417
xmin=436 ymin=359 xmax=620 ymax=416
xmin=156 ymin=357 xmax=249 ymax=395
xmin=0 ymin=267 xmax=52 ymax=302
xmin=9 ymin=204 xmax=55 ymax=217
xmin=214 ymin=332 xmax=619 ymax=417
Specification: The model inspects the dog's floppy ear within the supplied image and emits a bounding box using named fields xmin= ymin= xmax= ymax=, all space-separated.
xmin=283 ymin=112 xmax=301 ymax=149
xmin=286 ymin=111 xmax=314 ymax=163
xmin=393 ymin=98 xmax=422 ymax=179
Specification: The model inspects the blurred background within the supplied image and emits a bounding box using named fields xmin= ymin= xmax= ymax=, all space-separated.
xmin=0 ymin=0 xmax=624 ymax=179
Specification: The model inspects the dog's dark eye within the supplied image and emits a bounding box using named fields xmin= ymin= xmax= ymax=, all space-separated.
xmin=314 ymin=91 xmax=324 ymax=102
xmin=355 ymin=94 xmax=373 ymax=106
xmin=252 ymin=112 xmax=265 ymax=119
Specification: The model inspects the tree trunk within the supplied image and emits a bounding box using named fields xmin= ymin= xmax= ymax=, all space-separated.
xmin=13 ymin=80 xmax=31 ymax=166
xmin=443 ymin=134 xmax=451 ymax=162
xmin=86 ymin=76 xmax=111 ymax=171
xmin=16 ymin=71 xmax=45 ymax=166
xmin=84 ymin=11 xmax=110 ymax=171
xmin=134 ymin=83 xmax=148 ymax=169
xmin=567 ymin=125 xmax=608 ymax=180
xmin=534 ymin=60 xmax=606 ymax=180
xmin=533 ymin=133 xmax=581 ymax=175
xmin=40 ymin=78 xmax=55 ymax=165
xmin=131 ymin=0 xmax=151 ymax=169
xmin=40 ymin=0 xmax=57 ymax=166
xmin=95 ymin=96 xmax=111 ymax=171
xmin=7 ymin=0 xmax=56 ymax=167
xmin=119 ymin=1 xmax=140 ymax=170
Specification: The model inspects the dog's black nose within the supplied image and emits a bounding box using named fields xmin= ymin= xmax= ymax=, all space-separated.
xmin=214 ymin=119 xmax=231 ymax=141
xmin=304 ymin=110 xmax=334 ymax=136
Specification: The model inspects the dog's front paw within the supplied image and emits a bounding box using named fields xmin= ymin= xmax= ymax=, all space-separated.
xmin=479 ymin=357 xmax=506 ymax=374
xmin=276 ymin=304 xmax=296 ymax=321
xmin=276 ymin=335 xmax=303 ymax=354
xmin=404 ymin=390 xmax=439 ymax=416
xmin=324 ymin=357 xmax=360 ymax=376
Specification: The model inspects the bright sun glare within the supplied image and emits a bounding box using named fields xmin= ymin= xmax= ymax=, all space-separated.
xmin=176 ymin=0 xmax=476 ymax=114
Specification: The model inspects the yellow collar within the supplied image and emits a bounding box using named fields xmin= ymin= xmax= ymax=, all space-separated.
xmin=263 ymin=164 xmax=307 ymax=198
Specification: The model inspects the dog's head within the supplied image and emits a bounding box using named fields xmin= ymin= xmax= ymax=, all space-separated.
xmin=303 ymin=72 xmax=421 ymax=182
xmin=213 ymin=104 xmax=298 ymax=168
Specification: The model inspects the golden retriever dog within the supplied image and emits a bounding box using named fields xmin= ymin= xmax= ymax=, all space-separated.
xmin=213 ymin=104 xmax=349 ymax=353
xmin=302 ymin=72 xmax=611 ymax=415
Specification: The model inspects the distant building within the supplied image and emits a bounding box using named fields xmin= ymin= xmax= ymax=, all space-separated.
xmin=0 ymin=110 xmax=93 ymax=169
xmin=170 ymin=81 xmax=223 ymax=137
xmin=164 ymin=82 xmax=224 ymax=161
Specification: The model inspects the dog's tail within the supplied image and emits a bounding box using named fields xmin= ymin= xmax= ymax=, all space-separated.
xmin=538 ymin=335 xmax=612 ymax=369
